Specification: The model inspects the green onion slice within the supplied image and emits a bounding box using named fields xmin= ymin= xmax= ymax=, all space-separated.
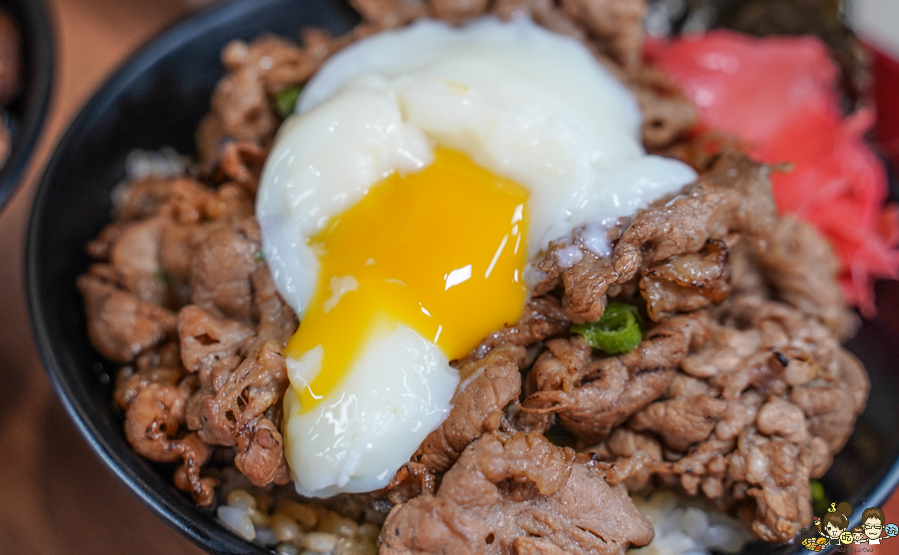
xmin=570 ymin=302 xmax=644 ymax=354
xmin=810 ymin=480 xmax=830 ymax=516
xmin=274 ymin=85 xmax=303 ymax=119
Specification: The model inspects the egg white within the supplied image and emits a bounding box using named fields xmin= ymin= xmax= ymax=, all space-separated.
xmin=283 ymin=323 xmax=458 ymax=497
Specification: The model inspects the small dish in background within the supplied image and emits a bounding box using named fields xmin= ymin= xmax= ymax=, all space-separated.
xmin=0 ymin=0 xmax=53 ymax=213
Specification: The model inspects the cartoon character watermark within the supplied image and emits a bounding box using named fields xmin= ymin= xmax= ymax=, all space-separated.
xmin=852 ymin=526 xmax=866 ymax=545
xmin=823 ymin=502 xmax=853 ymax=545
xmin=800 ymin=502 xmax=898 ymax=552
xmin=860 ymin=506 xmax=899 ymax=545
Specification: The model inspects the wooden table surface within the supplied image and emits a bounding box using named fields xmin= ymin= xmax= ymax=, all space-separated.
xmin=0 ymin=1 xmax=210 ymax=553
xmin=0 ymin=1 xmax=898 ymax=554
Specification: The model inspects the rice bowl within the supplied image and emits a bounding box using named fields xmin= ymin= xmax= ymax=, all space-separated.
xmin=24 ymin=1 xmax=899 ymax=555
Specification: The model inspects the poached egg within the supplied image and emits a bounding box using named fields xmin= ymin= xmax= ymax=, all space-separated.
xmin=256 ymin=16 xmax=697 ymax=497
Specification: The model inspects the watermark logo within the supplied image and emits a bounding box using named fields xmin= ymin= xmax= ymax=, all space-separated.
xmin=800 ymin=502 xmax=898 ymax=551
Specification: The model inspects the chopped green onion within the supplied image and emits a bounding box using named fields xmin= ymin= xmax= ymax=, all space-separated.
xmin=810 ymin=480 xmax=830 ymax=517
xmin=570 ymin=302 xmax=643 ymax=354
xmin=274 ymin=85 xmax=303 ymax=119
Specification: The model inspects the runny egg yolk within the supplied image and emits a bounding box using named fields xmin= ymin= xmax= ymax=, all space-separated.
xmin=285 ymin=149 xmax=529 ymax=411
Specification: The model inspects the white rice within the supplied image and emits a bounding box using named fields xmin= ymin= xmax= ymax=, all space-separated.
xmin=629 ymin=491 xmax=752 ymax=555
xmin=123 ymin=147 xmax=188 ymax=181
xmin=213 ymin=465 xmax=381 ymax=555
xmin=111 ymin=147 xmax=190 ymax=208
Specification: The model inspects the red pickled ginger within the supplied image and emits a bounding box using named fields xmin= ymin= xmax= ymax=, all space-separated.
xmin=648 ymin=30 xmax=899 ymax=315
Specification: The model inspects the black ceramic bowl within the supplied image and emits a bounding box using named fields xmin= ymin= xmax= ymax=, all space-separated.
xmin=25 ymin=0 xmax=899 ymax=554
xmin=0 ymin=0 xmax=53 ymax=212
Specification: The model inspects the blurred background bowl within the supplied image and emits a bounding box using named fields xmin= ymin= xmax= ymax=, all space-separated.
xmin=25 ymin=0 xmax=899 ymax=553
xmin=0 ymin=0 xmax=53 ymax=213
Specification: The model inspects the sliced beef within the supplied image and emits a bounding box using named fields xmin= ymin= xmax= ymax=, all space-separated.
xmin=629 ymin=394 xmax=728 ymax=452
xmin=112 ymin=176 xmax=175 ymax=221
xmin=412 ymin=345 xmax=527 ymax=475
xmin=790 ymin=385 xmax=859 ymax=452
xmin=430 ymin=0 xmax=489 ymax=23
xmin=533 ymin=152 xmax=775 ymax=324
xmin=165 ymin=177 xmax=254 ymax=225
xmin=350 ymin=0 xmax=431 ymax=27
xmin=84 ymin=206 xmax=174 ymax=307
xmin=78 ymin=274 xmax=176 ymax=363
xmin=493 ymin=0 xmax=587 ymax=42
xmin=154 ymin=180 xmax=255 ymax=296
xmin=251 ymin=265 xmax=298 ymax=346
xmin=212 ymin=140 xmax=269 ymax=193
xmin=107 ymin=216 xmax=168 ymax=304
xmin=726 ymin=238 xmax=770 ymax=298
xmin=109 ymin=216 xmax=163 ymax=278
xmin=713 ymin=389 xmax=763 ymax=442
xmin=114 ymin=341 xmax=184 ymax=409
xmin=629 ymin=63 xmax=698 ymax=149
xmin=159 ymin=218 xmax=199 ymax=284
xmin=720 ymin=294 xmax=868 ymax=415
xmin=639 ymin=239 xmax=731 ymax=321
xmin=382 ymin=432 xmax=654 ymax=555
xmin=587 ymin=428 xmax=664 ymax=491
xmin=189 ymin=217 xmax=262 ymax=324
xmin=613 ymin=152 xmax=777 ymax=284
xmin=196 ymin=32 xmax=350 ymax=166
xmin=661 ymin=435 xmax=736 ymax=498
xmin=756 ymin=215 xmax=856 ymax=339
xmin=381 ymin=461 xmax=439 ymax=505
xmin=506 ymin=400 xmax=556 ymax=436
xmin=86 ymin=220 xmax=128 ymax=260
xmin=475 ymin=297 xmax=570 ymax=357
xmin=347 ymin=0 xmax=647 ymax=71
xmin=123 ymin=381 xmax=190 ymax=462
xmin=158 ymin=219 xmax=207 ymax=308
xmin=728 ymin=434 xmax=814 ymax=543
xmin=118 ymin=359 xmax=217 ymax=506
xmin=234 ymin=414 xmax=291 ymax=488
xmin=755 ymin=398 xmax=808 ymax=444
xmin=196 ymin=38 xmax=283 ymax=162
xmin=554 ymin=253 xmax=617 ymax=324
xmin=114 ymin=364 xmax=183 ymax=410
xmin=591 ymin=295 xmax=867 ymax=543
xmin=558 ymin=0 xmax=645 ymax=69
xmin=523 ymin=312 xmax=710 ymax=446
xmin=177 ymin=305 xmax=254 ymax=376
xmin=172 ymin=432 xmax=218 ymax=507
xmin=84 ymin=262 xmax=169 ymax=311
xmin=185 ymin=340 xmax=290 ymax=487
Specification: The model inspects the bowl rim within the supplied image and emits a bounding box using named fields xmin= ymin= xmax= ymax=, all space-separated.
xmin=26 ymin=0 xmax=290 ymax=553
xmin=0 ymin=0 xmax=55 ymax=214
xmin=25 ymin=0 xmax=899 ymax=553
